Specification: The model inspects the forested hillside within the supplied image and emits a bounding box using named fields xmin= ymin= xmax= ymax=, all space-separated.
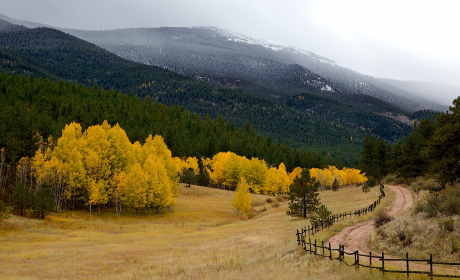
xmin=0 ymin=73 xmax=344 ymax=171
xmin=0 ymin=20 xmax=413 ymax=157
xmin=59 ymin=26 xmax=446 ymax=112
xmin=360 ymin=98 xmax=459 ymax=187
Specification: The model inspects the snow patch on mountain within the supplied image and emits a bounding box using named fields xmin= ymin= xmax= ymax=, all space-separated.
xmin=196 ymin=26 xmax=337 ymax=66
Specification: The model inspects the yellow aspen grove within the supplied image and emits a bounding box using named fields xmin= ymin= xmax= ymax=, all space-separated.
xmin=222 ymin=153 xmax=245 ymax=189
xmin=88 ymin=180 xmax=108 ymax=215
xmin=308 ymin=166 xmax=368 ymax=189
xmin=241 ymin=157 xmax=268 ymax=193
xmin=276 ymin=163 xmax=291 ymax=194
xmin=31 ymin=122 xmax=180 ymax=215
xmin=139 ymin=135 xmax=180 ymax=199
xmin=143 ymin=155 xmax=172 ymax=213
xmin=208 ymin=152 xmax=231 ymax=187
xmin=173 ymin=157 xmax=188 ymax=176
xmin=263 ymin=163 xmax=290 ymax=195
xmin=110 ymin=171 xmax=127 ymax=217
xmin=124 ymin=162 xmax=147 ymax=216
xmin=289 ymin=167 xmax=303 ymax=184
xmin=232 ymin=178 xmax=252 ymax=218
xmin=185 ymin=157 xmax=200 ymax=176
xmin=173 ymin=156 xmax=200 ymax=181
xmin=106 ymin=123 xmax=136 ymax=175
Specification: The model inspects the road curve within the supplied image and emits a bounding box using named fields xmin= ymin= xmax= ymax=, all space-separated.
xmin=327 ymin=185 xmax=412 ymax=253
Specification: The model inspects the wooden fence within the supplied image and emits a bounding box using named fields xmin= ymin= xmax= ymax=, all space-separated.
xmin=298 ymin=185 xmax=385 ymax=236
xmin=296 ymin=237 xmax=460 ymax=279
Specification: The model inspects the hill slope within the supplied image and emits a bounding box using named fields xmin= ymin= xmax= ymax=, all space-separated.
xmin=58 ymin=26 xmax=446 ymax=113
xmin=0 ymin=20 xmax=413 ymax=163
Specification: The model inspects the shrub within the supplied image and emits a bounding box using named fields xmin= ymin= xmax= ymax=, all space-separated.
xmin=410 ymin=181 xmax=422 ymax=194
xmin=421 ymin=178 xmax=436 ymax=190
xmin=251 ymin=198 xmax=265 ymax=207
xmin=439 ymin=217 xmax=455 ymax=232
xmin=439 ymin=188 xmax=460 ymax=215
xmin=374 ymin=209 xmax=391 ymax=227
xmin=448 ymin=235 xmax=460 ymax=253
xmin=382 ymin=174 xmax=397 ymax=184
xmin=363 ymin=176 xmax=377 ymax=192
xmin=424 ymin=193 xmax=441 ymax=218
xmin=272 ymin=202 xmax=280 ymax=208
xmin=310 ymin=204 xmax=332 ymax=227
xmin=275 ymin=194 xmax=288 ymax=202
xmin=265 ymin=198 xmax=273 ymax=203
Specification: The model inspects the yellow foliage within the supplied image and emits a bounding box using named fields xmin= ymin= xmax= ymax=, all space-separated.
xmin=232 ymin=178 xmax=252 ymax=218
xmin=31 ymin=121 xmax=180 ymax=215
xmin=289 ymin=167 xmax=302 ymax=183
xmin=241 ymin=157 xmax=268 ymax=193
xmin=308 ymin=166 xmax=367 ymax=189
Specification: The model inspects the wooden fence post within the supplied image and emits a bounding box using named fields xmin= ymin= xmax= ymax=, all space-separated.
xmin=309 ymin=237 xmax=312 ymax=253
xmin=314 ymin=239 xmax=317 ymax=254
xmin=382 ymin=252 xmax=385 ymax=276
xmin=338 ymin=244 xmax=342 ymax=261
xmin=369 ymin=251 xmax=372 ymax=270
xmin=322 ymin=240 xmax=325 ymax=256
xmin=406 ymin=252 xmax=409 ymax=279
xmin=355 ymin=250 xmax=359 ymax=270
xmin=430 ymin=253 xmax=433 ymax=280
xmin=329 ymin=242 xmax=332 ymax=259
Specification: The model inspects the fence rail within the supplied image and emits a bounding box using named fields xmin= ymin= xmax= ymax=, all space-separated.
xmin=298 ymin=185 xmax=385 ymax=236
xmin=297 ymin=237 xmax=460 ymax=279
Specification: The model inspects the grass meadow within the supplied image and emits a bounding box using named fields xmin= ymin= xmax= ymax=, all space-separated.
xmin=0 ymin=184 xmax=439 ymax=279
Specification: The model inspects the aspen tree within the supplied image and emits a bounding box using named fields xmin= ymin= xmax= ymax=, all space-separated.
xmin=289 ymin=167 xmax=303 ymax=184
xmin=242 ymin=157 xmax=268 ymax=193
xmin=124 ymin=163 xmax=147 ymax=215
xmin=143 ymin=155 xmax=172 ymax=212
xmin=232 ymin=178 xmax=252 ymax=219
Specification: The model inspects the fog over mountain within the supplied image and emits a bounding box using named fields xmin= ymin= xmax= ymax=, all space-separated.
xmin=52 ymin=25 xmax=445 ymax=112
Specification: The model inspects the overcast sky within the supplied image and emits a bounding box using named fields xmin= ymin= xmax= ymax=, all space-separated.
xmin=2 ymin=0 xmax=460 ymax=96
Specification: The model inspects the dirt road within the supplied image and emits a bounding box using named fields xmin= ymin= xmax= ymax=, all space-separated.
xmin=327 ymin=185 xmax=412 ymax=253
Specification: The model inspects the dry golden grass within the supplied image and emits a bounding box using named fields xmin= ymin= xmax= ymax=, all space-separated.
xmin=0 ymin=184 xmax=429 ymax=280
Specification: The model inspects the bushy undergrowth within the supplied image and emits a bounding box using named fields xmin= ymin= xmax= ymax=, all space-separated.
xmin=370 ymin=184 xmax=460 ymax=263
xmin=414 ymin=187 xmax=460 ymax=218
xmin=374 ymin=209 xmax=391 ymax=228
xmin=370 ymin=212 xmax=460 ymax=262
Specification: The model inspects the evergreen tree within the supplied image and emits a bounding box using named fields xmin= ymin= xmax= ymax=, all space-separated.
xmin=424 ymin=98 xmax=460 ymax=185
xmin=360 ymin=135 xmax=387 ymax=181
xmin=182 ymin=167 xmax=195 ymax=188
xmin=286 ymin=169 xmax=321 ymax=218
xmin=32 ymin=183 xmax=54 ymax=219
xmin=331 ymin=178 xmax=339 ymax=191
xmin=12 ymin=180 xmax=33 ymax=216
xmin=310 ymin=204 xmax=332 ymax=226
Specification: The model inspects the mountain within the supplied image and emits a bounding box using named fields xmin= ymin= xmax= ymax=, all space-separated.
xmin=0 ymin=18 xmax=421 ymax=165
xmin=55 ymin=26 xmax=447 ymax=113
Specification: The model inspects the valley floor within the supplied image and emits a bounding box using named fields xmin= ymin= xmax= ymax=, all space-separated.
xmin=0 ymin=184 xmax=424 ymax=280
